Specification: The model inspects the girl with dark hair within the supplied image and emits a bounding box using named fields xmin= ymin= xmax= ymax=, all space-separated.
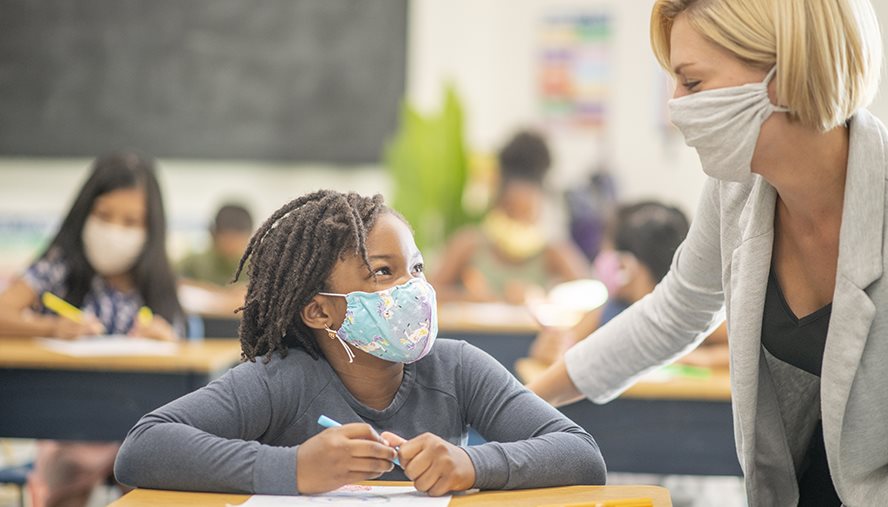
xmin=114 ymin=190 xmax=605 ymax=496
xmin=0 ymin=152 xmax=184 ymax=507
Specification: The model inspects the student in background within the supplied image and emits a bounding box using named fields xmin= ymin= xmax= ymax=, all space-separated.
xmin=179 ymin=204 xmax=253 ymax=287
xmin=0 ymin=152 xmax=184 ymax=507
xmin=530 ymin=201 xmax=728 ymax=367
xmin=178 ymin=204 xmax=252 ymax=315
xmin=114 ymin=190 xmax=606 ymax=496
xmin=432 ymin=130 xmax=589 ymax=305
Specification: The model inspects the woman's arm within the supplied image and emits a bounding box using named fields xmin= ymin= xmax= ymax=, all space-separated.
xmin=458 ymin=342 xmax=606 ymax=489
xmin=529 ymin=307 xmax=603 ymax=364
xmin=525 ymin=359 xmax=586 ymax=407
xmin=535 ymin=178 xmax=726 ymax=404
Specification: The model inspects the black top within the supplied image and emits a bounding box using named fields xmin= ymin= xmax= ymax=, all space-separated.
xmin=761 ymin=270 xmax=840 ymax=506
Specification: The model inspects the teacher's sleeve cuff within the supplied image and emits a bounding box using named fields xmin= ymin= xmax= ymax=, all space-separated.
xmin=253 ymin=445 xmax=298 ymax=495
xmin=564 ymin=340 xmax=621 ymax=404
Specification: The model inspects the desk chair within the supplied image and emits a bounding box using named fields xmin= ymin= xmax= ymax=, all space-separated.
xmin=0 ymin=462 xmax=32 ymax=507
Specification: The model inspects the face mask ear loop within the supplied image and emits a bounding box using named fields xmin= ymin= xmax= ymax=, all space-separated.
xmin=325 ymin=326 xmax=355 ymax=363
xmin=764 ymin=66 xmax=791 ymax=114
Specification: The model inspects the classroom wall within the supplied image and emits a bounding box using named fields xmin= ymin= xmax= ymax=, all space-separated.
xmin=0 ymin=159 xmax=388 ymax=276
xmin=408 ymin=0 xmax=888 ymax=215
xmin=2 ymin=0 xmax=888 ymax=275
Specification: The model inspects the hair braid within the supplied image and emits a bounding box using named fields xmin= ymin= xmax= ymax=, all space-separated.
xmin=234 ymin=190 xmax=386 ymax=362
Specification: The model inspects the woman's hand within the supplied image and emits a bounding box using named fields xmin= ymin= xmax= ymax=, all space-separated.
xmin=529 ymin=326 xmax=575 ymax=364
xmin=53 ymin=314 xmax=105 ymax=340
xmin=381 ymin=431 xmax=476 ymax=497
xmin=128 ymin=315 xmax=177 ymax=341
xmin=296 ymin=423 xmax=397 ymax=494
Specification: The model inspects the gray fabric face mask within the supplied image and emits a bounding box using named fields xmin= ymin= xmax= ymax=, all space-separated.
xmin=668 ymin=67 xmax=790 ymax=183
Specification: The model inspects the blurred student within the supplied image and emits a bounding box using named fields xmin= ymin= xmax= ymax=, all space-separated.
xmin=0 ymin=152 xmax=184 ymax=507
xmin=530 ymin=201 xmax=728 ymax=367
xmin=178 ymin=204 xmax=252 ymax=314
xmin=179 ymin=204 xmax=253 ymax=287
xmin=114 ymin=190 xmax=606 ymax=496
xmin=432 ymin=130 xmax=588 ymax=304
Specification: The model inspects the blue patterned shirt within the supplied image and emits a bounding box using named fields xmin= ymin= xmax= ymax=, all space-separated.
xmin=23 ymin=249 xmax=146 ymax=335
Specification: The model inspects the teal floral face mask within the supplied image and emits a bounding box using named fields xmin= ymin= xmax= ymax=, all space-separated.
xmin=319 ymin=277 xmax=438 ymax=364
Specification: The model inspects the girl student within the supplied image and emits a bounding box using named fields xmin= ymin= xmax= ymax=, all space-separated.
xmin=0 ymin=152 xmax=185 ymax=507
xmin=114 ymin=190 xmax=606 ymax=496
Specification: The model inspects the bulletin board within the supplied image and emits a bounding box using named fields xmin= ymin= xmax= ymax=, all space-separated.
xmin=538 ymin=12 xmax=613 ymax=130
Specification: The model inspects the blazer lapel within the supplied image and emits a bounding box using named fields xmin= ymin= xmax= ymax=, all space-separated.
xmin=728 ymin=177 xmax=777 ymax=480
xmin=821 ymin=110 xmax=886 ymax=474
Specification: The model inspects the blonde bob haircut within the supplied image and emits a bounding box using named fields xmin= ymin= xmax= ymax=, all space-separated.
xmin=651 ymin=0 xmax=883 ymax=131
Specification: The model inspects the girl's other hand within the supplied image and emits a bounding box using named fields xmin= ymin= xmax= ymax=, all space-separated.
xmin=53 ymin=314 xmax=105 ymax=340
xmin=128 ymin=315 xmax=177 ymax=341
xmin=381 ymin=431 xmax=476 ymax=497
xmin=296 ymin=423 xmax=397 ymax=494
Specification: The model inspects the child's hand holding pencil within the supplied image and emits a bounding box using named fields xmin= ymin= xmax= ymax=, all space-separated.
xmin=127 ymin=306 xmax=177 ymax=341
xmin=42 ymin=292 xmax=105 ymax=339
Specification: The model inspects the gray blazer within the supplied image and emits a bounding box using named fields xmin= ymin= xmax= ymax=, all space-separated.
xmin=564 ymin=109 xmax=888 ymax=506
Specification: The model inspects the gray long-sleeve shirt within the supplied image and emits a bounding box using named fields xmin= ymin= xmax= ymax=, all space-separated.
xmin=114 ymin=339 xmax=606 ymax=495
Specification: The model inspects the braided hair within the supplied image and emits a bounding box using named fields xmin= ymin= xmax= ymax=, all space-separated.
xmin=233 ymin=190 xmax=386 ymax=362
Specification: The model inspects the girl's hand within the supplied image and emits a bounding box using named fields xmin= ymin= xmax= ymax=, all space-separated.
xmin=128 ymin=315 xmax=177 ymax=341
xmin=381 ymin=431 xmax=476 ymax=496
xmin=296 ymin=423 xmax=398 ymax=494
xmin=53 ymin=314 xmax=105 ymax=340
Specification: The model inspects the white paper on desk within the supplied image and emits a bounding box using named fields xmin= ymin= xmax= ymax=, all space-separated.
xmin=236 ymin=485 xmax=451 ymax=506
xmin=38 ymin=336 xmax=178 ymax=357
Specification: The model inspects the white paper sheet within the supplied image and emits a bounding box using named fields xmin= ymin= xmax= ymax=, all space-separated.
xmin=38 ymin=336 xmax=178 ymax=357
xmin=236 ymin=485 xmax=451 ymax=506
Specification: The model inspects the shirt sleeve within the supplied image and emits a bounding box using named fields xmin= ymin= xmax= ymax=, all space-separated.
xmin=114 ymin=363 xmax=298 ymax=494
xmin=21 ymin=251 xmax=68 ymax=301
xmin=564 ymin=177 xmax=726 ymax=403
xmin=457 ymin=342 xmax=607 ymax=490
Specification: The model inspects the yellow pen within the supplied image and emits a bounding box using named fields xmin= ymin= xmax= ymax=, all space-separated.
xmin=41 ymin=292 xmax=84 ymax=323
xmin=137 ymin=306 xmax=154 ymax=327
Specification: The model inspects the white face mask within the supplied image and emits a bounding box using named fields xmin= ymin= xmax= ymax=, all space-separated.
xmin=668 ymin=67 xmax=790 ymax=183
xmin=82 ymin=216 xmax=147 ymax=276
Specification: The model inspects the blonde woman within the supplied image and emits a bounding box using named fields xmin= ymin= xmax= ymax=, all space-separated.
xmin=528 ymin=0 xmax=885 ymax=504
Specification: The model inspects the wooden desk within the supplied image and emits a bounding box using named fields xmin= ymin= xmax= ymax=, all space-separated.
xmin=110 ymin=482 xmax=672 ymax=506
xmin=438 ymin=303 xmax=539 ymax=375
xmin=518 ymin=358 xmax=741 ymax=476
xmin=0 ymin=338 xmax=242 ymax=441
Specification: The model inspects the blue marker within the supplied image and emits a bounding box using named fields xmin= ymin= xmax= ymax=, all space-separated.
xmin=317 ymin=415 xmax=401 ymax=467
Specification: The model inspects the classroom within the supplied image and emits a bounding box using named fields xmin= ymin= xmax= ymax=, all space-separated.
xmin=2 ymin=0 xmax=888 ymax=506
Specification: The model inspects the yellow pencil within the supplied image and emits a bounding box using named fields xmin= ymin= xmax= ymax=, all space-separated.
xmin=137 ymin=306 xmax=154 ymax=327
xmin=41 ymin=292 xmax=83 ymax=323
xmin=538 ymin=498 xmax=654 ymax=507
xmin=599 ymin=499 xmax=655 ymax=507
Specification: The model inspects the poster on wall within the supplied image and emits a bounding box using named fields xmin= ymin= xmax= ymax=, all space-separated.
xmin=538 ymin=11 xmax=612 ymax=131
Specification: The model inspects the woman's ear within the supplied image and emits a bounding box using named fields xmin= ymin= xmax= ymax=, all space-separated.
xmin=301 ymin=296 xmax=334 ymax=330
